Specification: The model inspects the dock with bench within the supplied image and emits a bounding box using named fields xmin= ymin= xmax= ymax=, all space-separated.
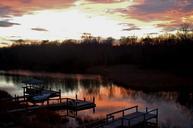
xmin=81 ymin=105 xmax=158 ymax=128
xmin=7 ymin=78 xmax=96 ymax=117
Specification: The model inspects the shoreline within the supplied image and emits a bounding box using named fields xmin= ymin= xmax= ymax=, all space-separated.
xmin=1 ymin=65 xmax=193 ymax=92
xmin=87 ymin=65 xmax=193 ymax=91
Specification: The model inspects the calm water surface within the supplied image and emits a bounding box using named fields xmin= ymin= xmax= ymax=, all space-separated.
xmin=0 ymin=71 xmax=192 ymax=128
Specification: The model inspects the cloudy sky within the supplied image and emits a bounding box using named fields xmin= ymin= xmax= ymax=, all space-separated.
xmin=0 ymin=0 xmax=193 ymax=46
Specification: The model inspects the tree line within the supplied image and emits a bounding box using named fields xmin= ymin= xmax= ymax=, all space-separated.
xmin=0 ymin=32 xmax=193 ymax=75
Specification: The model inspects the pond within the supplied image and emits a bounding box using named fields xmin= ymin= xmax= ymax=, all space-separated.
xmin=0 ymin=70 xmax=193 ymax=128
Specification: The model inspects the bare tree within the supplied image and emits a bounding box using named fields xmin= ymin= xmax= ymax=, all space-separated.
xmin=179 ymin=23 xmax=192 ymax=40
xmin=180 ymin=23 xmax=191 ymax=35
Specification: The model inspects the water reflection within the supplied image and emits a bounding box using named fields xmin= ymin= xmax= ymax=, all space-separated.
xmin=0 ymin=71 xmax=192 ymax=128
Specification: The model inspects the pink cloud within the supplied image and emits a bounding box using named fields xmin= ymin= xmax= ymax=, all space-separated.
xmin=112 ymin=0 xmax=193 ymax=31
xmin=87 ymin=0 xmax=126 ymax=4
xmin=0 ymin=0 xmax=75 ymax=17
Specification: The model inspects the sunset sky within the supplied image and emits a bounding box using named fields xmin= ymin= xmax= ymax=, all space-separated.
xmin=0 ymin=0 xmax=193 ymax=46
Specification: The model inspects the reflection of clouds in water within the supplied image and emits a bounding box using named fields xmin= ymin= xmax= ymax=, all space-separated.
xmin=0 ymin=81 xmax=15 ymax=87
xmin=0 ymin=85 xmax=22 ymax=96
xmin=158 ymin=102 xmax=193 ymax=128
xmin=0 ymin=73 xmax=193 ymax=128
xmin=124 ymin=92 xmax=193 ymax=128
xmin=77 ymin=86 xmax=193 ymax=128
xmin=0 ymin=79 xmax=23 ymax=96
xmin=0 ymin=86 xmax=15 ymax=92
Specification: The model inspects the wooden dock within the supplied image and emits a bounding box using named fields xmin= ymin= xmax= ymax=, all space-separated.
xmin=81 ymin=106 xmax=158 ymax=128
xmin=7 ymin=79 xmax=96 ymax=116
xmin=8 ymin=97 xmax=96 ymax=113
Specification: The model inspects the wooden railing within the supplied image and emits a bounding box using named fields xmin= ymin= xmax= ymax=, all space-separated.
xmin=106 ymin=105 xmax=138 ymax=123
xmin=120 ymin=108 xmax=158 ymax=127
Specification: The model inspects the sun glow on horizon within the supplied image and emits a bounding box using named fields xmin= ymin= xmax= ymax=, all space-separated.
xmin=1 ymin=9 xmax=126 ymax=40
xmin=0 ymin=0 xmax=193 ymax=46
xmin=0 ymin=8 xmax=162 ymax=42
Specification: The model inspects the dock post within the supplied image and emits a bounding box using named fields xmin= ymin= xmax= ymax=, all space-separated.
xmin=156 ymin=117 xmax=158 ymax=127
xmin=143 ymin=114 xmax=146 ymax=128
xmin=146 ymin=107 xmax=148 ymax=112
xmin=47 ymin=99 xmax=49 ymax=105
xmin=16 ymin=95 xmax=18 ymax=102
xmin=128 ymin=120 xmax=131 ymax=128
xmin=93 ymin=97 xmax=95 ymax=104
xmin=23 ymin=87 xmax=26 ymax=102
xmin=156 ymin=109 xmax=158 ymax=127
xmin=25 ymin=96 xmax=27 ymax=105
xmin=14 ymin=95 xmax=16 ymax=102
xmin=121 ymin=118 xmax=123 ymax=127
xmin=59 ymin=89 xmax=61 ymax=103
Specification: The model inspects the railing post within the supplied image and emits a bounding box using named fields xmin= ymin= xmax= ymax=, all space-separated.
xmin=106 ymin=115 xmax=109 ymax=123
xmin=76 ymin=94 xmax=77 ymax=100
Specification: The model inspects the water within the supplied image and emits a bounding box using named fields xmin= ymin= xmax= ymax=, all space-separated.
xmin=0 ymin=71 xmax=193 ymax=128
